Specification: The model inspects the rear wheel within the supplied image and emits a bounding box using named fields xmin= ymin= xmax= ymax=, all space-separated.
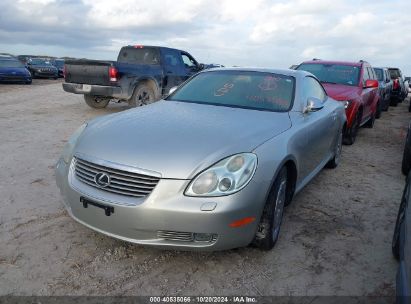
xmin=84 ymin=95 xmax=110 ymax=109
xmin=390 ymin=97 xmax=398 ymax=107
xmin=130 ymin=83 xmax=156 ymax=107
xmin=252 ymin=167 xmax=287 ymax=250
xmin=343 ymin=111 xmax=360 ymax=145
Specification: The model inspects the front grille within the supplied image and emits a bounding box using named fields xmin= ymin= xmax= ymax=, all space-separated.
xmin=73 ymin=157 xmax=160 ymax=198
xmin=157 ymin=231 xmax=194 ymax=242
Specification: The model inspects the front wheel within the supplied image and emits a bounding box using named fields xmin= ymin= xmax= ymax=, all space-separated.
xmin=84 ymin=95 xmax=110 ymax=109
xmin=364 ymin=112 xmax=375 ymax=128
xmin=376 ymin=102 xmax=382 ymax=119
xmin=252 ymin=167 xmax=287 ymax=250
xmin=343 ymin=111 xmax=360 ymax=145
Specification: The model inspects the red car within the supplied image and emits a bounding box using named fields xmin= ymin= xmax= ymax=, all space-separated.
xmin=297 ymin=60 xmax=379 ymax=144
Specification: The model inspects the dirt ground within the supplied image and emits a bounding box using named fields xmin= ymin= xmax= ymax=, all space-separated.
xmin=0 ymin=80 xmax=409 ymax=296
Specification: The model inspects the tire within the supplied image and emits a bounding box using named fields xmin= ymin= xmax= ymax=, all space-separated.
xmin=84 ymin=95 xmax=110 ymax=109
xmin=408 ymin=102 xmax=411 ymax=113
xmin=129 ymin=83 xmax=156 ymax=107
xmin=343 ymin=111 xmax=360 ymax=145
xmin=252 ymin=167 xmax=287 ymax=250
xmin=326 ymin=129 xmax=342 ymax=169
xmin=392 ymin=177 xmax=409 ymax=260
xmin=364 ymin=112 xmax=375 ymax=128
xmin=390 ymin=98 xmax=398 ymax=107
xmin=25 ymin=80 xmax=32 ymax=85
xmin=376 ymin=101 xmax=382 ymax=119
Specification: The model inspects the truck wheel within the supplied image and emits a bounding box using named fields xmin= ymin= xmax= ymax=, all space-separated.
xmin=130 ymin=84 xmax=156 ymax=107
xmin=84 ymin=95 xmax=110 ymax=109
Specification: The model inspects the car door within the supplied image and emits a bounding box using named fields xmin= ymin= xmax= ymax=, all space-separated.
xmin=300 ymin=76 xmax=337 ymax=177
xmin=160 ymin=48 xmax=186 ymax=95
xmin=361 ymin=66 xmax=373 ymax=121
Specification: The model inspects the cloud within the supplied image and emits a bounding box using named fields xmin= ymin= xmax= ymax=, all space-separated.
xmin=0 ymin=0 xmax=410 ymax=75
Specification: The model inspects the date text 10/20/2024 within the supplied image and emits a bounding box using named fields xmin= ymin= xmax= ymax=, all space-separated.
xmin=149 ymin=296 xmax=257 ymax=303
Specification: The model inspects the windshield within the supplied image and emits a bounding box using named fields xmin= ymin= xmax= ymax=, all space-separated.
xmin=374 ymin=68 xmax=384 ymax=81
xmin=118 ymin=47 xmax=160 ymax=65
xmin=297 ymin=63 xmax=360 ymax=86
xmin=389 ymin=69 xmax=401 ymax=79
xmin=30 ymin=59 xmax=52 ymax=66
xmin=167 ymin=70 xmax=295 ymax=112
xmin=0 ymin=60 xmax=25 ymax=68
xmin=53 ymin=60 xmax=64 ymax=67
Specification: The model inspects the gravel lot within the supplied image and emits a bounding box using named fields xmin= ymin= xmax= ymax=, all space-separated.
xmin=0 ymin=80 xmax=409 ymax=296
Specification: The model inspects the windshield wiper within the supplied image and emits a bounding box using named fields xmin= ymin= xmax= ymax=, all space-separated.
xmin=321 ymin=81 xmax=338 ymax=84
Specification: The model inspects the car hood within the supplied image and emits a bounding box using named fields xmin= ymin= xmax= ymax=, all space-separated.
xmin=322 ymin=83 xmax=361 ymax=101
xmin=0 ymin=67 xmax=29 ymax=74
xmin=75 ymin=101 xmax=292 ymax=179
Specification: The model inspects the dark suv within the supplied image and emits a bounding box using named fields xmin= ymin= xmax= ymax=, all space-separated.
xmin=297 ymin=60 xmax=379 ymax=145
xmin=388 ymin=67 xmax=408 ymax=106
xmin=374 ymin=67 xmax=392 ymax=113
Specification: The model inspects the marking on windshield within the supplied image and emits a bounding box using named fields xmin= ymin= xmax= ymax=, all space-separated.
xmin=214 ymin=82 xmax=234 ymax=97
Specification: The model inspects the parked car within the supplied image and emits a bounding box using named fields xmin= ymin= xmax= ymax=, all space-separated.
xmin=51 ymin=59 xmax=65 ymax=78
xmin=63 ymin=45 xmax=205 ymax=109
xmin=27 ymin=58 xmax=58 ymax=79
xmin=0 ymin=58 xmax=32 ymax=84
xmin=388 ymin=68 xmax=408 ymax=106
xmin=374 ymin=67 xmax=393 ymax=114
xmin=55 ymin=68 xmax=346 ymax=251
xmin=296 ymin=60 xmax=379 ymax=145
xmin=392 ymin=170 xmax=411 ymax=304
xmin=393 ymin=122 xmax=411 ymax=302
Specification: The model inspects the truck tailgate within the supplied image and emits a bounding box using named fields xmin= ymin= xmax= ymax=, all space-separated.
xmin=65 ymin=60 xmax=114 ymax=86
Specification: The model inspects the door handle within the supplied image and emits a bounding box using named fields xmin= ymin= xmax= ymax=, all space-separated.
xmin=166 ymin=71 xmax=173 ymax=74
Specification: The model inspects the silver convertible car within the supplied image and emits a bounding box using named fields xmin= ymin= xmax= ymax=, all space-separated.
xmin=56 ymin=68 xmax=346 ymax=251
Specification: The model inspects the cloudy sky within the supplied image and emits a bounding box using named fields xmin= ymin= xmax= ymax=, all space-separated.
xmin=1 ymin=0 xmax=410 ymax=74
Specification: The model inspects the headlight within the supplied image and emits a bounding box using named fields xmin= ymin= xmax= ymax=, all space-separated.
xmin=185 ymin=153 xmax=257 ymax=197
xmin=62 ymin=123 xmax=87 ymax=164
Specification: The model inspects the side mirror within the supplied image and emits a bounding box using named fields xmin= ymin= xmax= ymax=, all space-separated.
xmin=198 ymin=63 xmax=205 ymax=70
xmin=364 ymin=79 xmax=379 ymax=88
xmin=169 ymin=86 xmax=178 ymax=95
xmin=303 ymin=97 xmax=324 ymax=113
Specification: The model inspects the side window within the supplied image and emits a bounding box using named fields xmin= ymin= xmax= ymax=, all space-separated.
xmin=162 ymin=49 xmax=180 ymax=68
xmin=181 ymin=53 xmax=197 ymax=68
xmin=304 ymin=77 xmax=327 ymax=103
xmin=367 ymin=67 xmax=376 ymax=80
xmin=362 ymin=67 xmax=370 ymax=85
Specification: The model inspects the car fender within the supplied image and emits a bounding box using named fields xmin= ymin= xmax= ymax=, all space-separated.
xmin=346 ymin=99 xmax=362 ymax=128
xmin=128 ymin=76 xmax=161 ymax=99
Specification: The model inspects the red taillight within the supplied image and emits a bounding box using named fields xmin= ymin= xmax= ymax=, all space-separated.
xmin=109 ymin=66 xmax=118 ymax=82
xmin=393 ymin=79 xmax=400 ymax=90
xmin=133 ymin=45 xmax=144 ymax=48
xmin=63 ymin=65 xmax=66 ymax=79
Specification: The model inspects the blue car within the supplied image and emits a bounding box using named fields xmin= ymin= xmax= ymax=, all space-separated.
xmin=0 ymin=59 xmax=32 ymax=84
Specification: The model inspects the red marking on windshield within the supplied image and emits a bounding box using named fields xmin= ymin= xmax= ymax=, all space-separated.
xmin=214 ymin=82 xmax=234 ymax=97
xmin=258 ymin=76 xmax=280 ymax=91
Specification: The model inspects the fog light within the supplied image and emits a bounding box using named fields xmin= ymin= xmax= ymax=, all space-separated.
xmin=194 ymin=233 xmax=215 ymax=242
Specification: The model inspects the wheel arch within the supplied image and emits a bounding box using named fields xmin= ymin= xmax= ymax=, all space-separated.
xmin=130 ymin=77 xmax=161 ymax=100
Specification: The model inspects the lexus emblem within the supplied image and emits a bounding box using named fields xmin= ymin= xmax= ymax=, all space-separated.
xmin=94 ymin=172 xmax=110 ymax=188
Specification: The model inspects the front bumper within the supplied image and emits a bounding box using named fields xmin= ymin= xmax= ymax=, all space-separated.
xmin=55 ymin=157 xmax=269 ymax=251
xmin=62 ymin=82 xmax=123 ymax=99
xmin=0 ymin=74 xmax=31 ymax=83
xmin=32 ymin=70 xmax=57 ymax=78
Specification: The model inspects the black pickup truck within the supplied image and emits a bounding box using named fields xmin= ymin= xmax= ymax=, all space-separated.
xmin=62 ymin=45 xmax=205 ymax=108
